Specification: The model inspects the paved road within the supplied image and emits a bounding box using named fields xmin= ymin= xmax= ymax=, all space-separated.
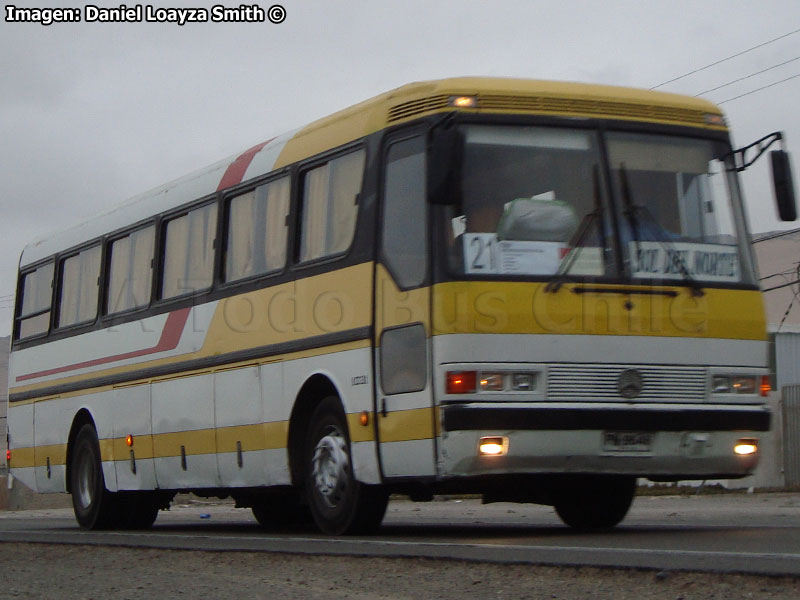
xmin=1 ymin=492 xmax=799 ymax=576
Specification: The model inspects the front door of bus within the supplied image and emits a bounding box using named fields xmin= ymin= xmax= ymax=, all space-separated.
xmin=373 ymin=132 xmax=437 ymax=479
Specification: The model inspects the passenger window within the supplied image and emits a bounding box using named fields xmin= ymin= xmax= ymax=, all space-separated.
xmin=58 ymin=245 xmax=101 ymax=328
xmin=299 ymin=149 xmax=365 ymax=262
xmin=16 ymin=262 xmax=54 ymax=339
xmin=225 ymin=176 xmax=290 ymax=282
xmin=161 ymin=204 xmax=217 ymax=299
xmin=107 ymin=225 xmax=155 ymax=313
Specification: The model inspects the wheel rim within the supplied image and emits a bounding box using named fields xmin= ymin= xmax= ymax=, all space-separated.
xmin=75 ymin=444 xmax=96 ymax=510
xmin=311 ymin=426 xmax=350 ymax=509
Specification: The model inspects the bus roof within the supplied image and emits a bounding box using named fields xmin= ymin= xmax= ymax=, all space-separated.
xmin=20 ymin=77 xmax=725 ymax=268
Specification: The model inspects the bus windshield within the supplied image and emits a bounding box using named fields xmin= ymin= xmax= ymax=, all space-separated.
xmin=606 ymin=132 xmax=752 ymax=285
xmin=445 ymin=124 xmax=755 ymax=286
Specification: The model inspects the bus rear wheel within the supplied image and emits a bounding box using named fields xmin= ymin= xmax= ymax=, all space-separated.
xmin=553 ymin=475 xmax=636 ymax=530
xmin=70 ymin=424 xmax=119 ymax=530
xmin=304 ymin=397 xmax=388 ymax=535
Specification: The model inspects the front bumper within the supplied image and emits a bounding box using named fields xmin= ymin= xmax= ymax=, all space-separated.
xmin=439 ymin=403 xmax=768 ymax=479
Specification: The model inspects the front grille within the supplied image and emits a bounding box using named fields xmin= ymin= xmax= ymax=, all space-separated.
xmin=547 ymin=364 xmax=706 ymax=402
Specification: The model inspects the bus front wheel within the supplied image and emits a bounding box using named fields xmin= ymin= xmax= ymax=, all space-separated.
xmin=553 ymin=475 xmax=636 ymax=530
xmin=304 ymin=397 xmax=388 ymax=535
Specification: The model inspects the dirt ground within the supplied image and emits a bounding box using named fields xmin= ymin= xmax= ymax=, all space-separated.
xmin=0 ymin=543 xmax=798 ymax=600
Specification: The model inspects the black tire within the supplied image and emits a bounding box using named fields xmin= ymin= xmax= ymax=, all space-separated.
xmin=251 ymin=493 xmax=313 ymax=531
xmin=554 ymin=475 xmax=636 ymax=530
xmin=304 ymin=397 xmax=388 ymax=535
xmin=117 ymin=492 xmax=160 ymax=529
xmin=69 ymin=424 xmax=120 ymax=530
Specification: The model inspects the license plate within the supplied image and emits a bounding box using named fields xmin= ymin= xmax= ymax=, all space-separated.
xmin=603 ymin=431 xmax=653 ymax=453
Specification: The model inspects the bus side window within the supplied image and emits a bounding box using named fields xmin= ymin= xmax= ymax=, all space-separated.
xmin=15 ymin=262 xmax=54 ymax=339
xmin=382 ymin=136 xmax=427 ymax=288
xmin=161 ymin=203 xmax=217 ymax=299
xmin=58 ymin=245 xmax=102 ymax=328
xmin=107 ymin=225 xmax=155 ymax=314
xmin=299 ymin=149 xmax=366 ymax=262
xmin=225 ymin=176 xmax=290 ymax=282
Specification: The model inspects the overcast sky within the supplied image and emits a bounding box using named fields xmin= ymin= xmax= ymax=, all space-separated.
xmin=1 ymin=0 xmax=799 ymax=335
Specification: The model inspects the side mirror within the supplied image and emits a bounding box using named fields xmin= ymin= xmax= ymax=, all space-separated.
xmin=427 ymin=120 xmax=463 ymax=205
xmin=771 ymin=150 xmax=797 ymax=221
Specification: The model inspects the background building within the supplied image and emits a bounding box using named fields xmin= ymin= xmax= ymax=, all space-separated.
xmin=754 ymin=229 xmax=800 ymax=488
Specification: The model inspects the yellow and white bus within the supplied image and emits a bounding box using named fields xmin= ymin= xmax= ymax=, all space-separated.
xmin=6 ymin=78 xmax=796 ymax=533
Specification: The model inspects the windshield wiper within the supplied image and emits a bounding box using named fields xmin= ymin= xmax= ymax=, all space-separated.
xmin=618 ymin=163 xmax=704 ymax=297
xmin=545 ymin=166 xmax=605 ymax=293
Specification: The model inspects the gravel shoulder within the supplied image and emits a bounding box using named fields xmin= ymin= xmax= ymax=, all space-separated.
xmin=1 ymin=542 xmax=800 ymax=600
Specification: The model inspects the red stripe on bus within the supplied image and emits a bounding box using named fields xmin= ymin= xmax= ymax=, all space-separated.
xmin=216 ymin=139 xmax=275 ymax=191
xmin=15 ymin=308 xmax=191 ymax=382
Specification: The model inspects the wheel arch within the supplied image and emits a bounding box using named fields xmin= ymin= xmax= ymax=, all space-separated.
xmin=287 ymin=373 xmax=345 ymax=486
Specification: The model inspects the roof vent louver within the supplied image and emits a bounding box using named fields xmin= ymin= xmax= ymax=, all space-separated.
xmin=388 ymin=93 xmax=712 ymax=127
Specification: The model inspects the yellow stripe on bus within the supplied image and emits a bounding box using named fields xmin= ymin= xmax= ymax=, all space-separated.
xmin=377 ymin=407 xmax=436 ymax=443
xmin=9 ymin=410 xmax=427 ymax=468
xmin=432 ymin=282 xmax=766 ymax=340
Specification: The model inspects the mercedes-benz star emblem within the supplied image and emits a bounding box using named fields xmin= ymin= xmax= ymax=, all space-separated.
xmin=617 ymin=369 xmax=644 ymax=399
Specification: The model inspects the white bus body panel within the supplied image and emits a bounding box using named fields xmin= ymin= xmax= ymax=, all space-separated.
xmin=112 ymin=385 xmax=157 ymax=491
xmin=7 ymin=403 xmax=35 ymax=491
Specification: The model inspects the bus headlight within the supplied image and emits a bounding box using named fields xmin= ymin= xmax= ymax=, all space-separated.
xmin=511 ymin=372 xmax=536 ymax=391
xmin=732 ymin=376 xmax=756 ymax=394
xmin=713 ymin=375 xmax=759 ymax=395
xmin=479 ymin=373 xmax=504 ymax=391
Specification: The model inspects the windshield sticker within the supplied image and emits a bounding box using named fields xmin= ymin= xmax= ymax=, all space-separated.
xmin=630 ymin=241 xmax=739 ymax=282
xmin=464 ymin=233 xmax=563 ymax=275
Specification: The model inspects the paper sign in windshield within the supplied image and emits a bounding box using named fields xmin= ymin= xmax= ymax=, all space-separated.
xmin=463 ymin=233 xmax=562 ymax=274
xmin=630 ymin=241 xmax=739 ymax=282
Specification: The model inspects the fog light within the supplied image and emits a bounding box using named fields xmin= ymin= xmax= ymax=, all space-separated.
xmin=479 ymin=436 xmax=508 ymax=456
xmin=734 ymin=439 xmax=758 ymax=456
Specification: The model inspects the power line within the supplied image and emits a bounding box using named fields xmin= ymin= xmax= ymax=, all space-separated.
xmin=718 ymin=72 xmax=800 ymax=104
xmin=695 ymin=56 xmax=800 ymax=95
xmin=650 ymin=28 xmax=800 ymax=90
